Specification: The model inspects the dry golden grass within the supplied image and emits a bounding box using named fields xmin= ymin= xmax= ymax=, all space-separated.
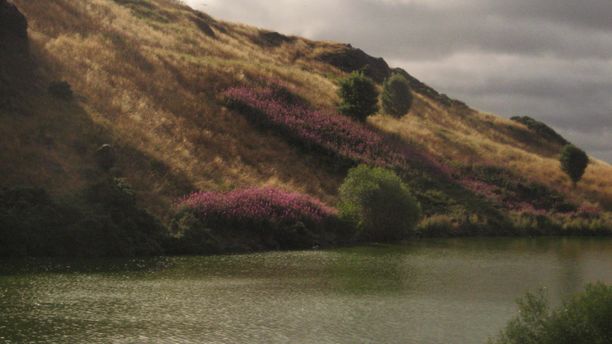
xmin=5 ymin=0 xmax=611 ymax=221
xmin=10 ymin=0 xmax=345 ymax=218
xmin=370 ymin=93 xmax=612 ymax=209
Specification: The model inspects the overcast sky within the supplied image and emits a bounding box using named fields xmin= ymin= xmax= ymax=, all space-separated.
xmin=186 ymin=0 xmax=612 ymax=163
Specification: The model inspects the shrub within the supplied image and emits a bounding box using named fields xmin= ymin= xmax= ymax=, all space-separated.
xmin=381 ymin=73 xmax=412 ymax=117
xmin=95 ymin=144 xmax=116 ymax=171
xmin=47 ymin=80 xmax=73 ymax=100
xmin=560 ymin=145 xmax=589 ymax=186
xmin=489 ymin=283 xmax=612 ymax=344
xmin=337 ymin=71 xmax=379 ymax=121
xmin=338 ymin=165 xmax=421 ymax=241
xmin=172 ymin=187 xmax=343 ymax=253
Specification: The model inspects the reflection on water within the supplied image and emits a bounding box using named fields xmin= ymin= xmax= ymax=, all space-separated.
xmin=1 ymin=238 xmax=611 ymax=343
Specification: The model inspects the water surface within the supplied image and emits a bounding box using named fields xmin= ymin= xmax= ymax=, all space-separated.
xmin=1 ymin=238 xmax=611 ymax=343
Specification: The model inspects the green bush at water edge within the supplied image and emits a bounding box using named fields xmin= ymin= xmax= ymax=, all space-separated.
xmin=489 ymin=283 xmax=612 ymax=344
xmin=339 ymin=165 xmax=421 ymax=241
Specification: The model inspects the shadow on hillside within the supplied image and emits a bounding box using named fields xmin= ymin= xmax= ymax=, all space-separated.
xmin=1 ymin=36 xmax=195 ymax=221
xmin=1 ymin=92 xmax=195 ymax=214
xmin=20 ymin=22 xmax=202 ymax=218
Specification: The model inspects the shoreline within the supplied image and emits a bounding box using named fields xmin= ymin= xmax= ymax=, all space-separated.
xmin=2 ymin=233 xmax=611 ymax=260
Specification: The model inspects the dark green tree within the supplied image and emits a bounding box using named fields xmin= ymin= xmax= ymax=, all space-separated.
xmin=338 ymin=165 xmax=421 ymax=241
xmin=559 ymin=145 xmax=589 ymax=186
xmin=337 ymin=71 xmax=379 ymax=121
xmin=489 ymin=283 xmax=612 ymax=344
xmin=381 ymin=73 xmax=413 ymax=117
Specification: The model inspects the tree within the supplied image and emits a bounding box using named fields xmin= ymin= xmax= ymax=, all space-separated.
xmin=337 ymin=71 xmax=379 ymax=121
xmin=338 ymin=165 xmax=421 ymax=241
xmin=489 ymin=283 xmax=612 ymax=344
xmin=559 ymin=145 xmax=589 ymax=186
xmin=381 ymin=73 xmax=413 ymax=117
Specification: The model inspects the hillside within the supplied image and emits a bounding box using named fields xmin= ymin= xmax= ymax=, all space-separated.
xmin=1 ymin=0 xmax=611 ymax=253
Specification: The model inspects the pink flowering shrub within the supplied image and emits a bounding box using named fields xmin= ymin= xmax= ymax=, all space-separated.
xmin=180 ymin=187 xmax=337 ymax=226
xmin=224 ymin=85 xmax=447 ymax=175
xmin=170 ymin=187 xmax=348 ymax=253
xmin=577 ymin=202 xmax=602 ymax=218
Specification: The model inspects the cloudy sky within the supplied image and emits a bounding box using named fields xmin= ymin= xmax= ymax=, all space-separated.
xmin=186 ymin=0 xmax=612 ymax=163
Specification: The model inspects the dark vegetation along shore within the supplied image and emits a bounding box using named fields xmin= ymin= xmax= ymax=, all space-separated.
xmin=1 ymin=0 xmax=611 ymax=257
xmin=490 ymin=283 xmax=612 ymax=344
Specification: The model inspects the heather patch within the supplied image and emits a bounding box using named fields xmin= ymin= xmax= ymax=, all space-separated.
xmin=170 ymin=187 xmax=346 ymax=253
xmin=224 ymin=85 xmax=445 ymax=175
xmin=458 ymin=165 xmax=576 ymax=214
xmin=179 ymin=187 xmax=337 ymax=226
xmin=221 ymin=84 xmax=610 ymax=237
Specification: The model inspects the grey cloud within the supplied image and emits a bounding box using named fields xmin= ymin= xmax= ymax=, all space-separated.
xmin=486 ymin=0 xmax=612 ymax=32
xmin=336 ymin=9 xmax=612 ymax=60
xmin=562 ymin=129 xmax=612 ymax=163
xmin=195 ymin=0 xmax=612 ymax=60
xmin=187 ymin=0 xmax=612 ymax=162
xmin=397 ymin=54 xmax=612 ymax=134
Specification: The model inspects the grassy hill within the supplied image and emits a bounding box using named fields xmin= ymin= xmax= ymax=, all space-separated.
xmin=1 ymin=0 xmax=611 ymax=255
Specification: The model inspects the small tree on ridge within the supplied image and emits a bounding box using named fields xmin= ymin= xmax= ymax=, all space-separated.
xmin=337 ymin=71 xmax=379 ymax=121
xmin=382 ymin=73 xmax=413 ymax=117
xmin=559 ymin=144 xmax=589 ymax=187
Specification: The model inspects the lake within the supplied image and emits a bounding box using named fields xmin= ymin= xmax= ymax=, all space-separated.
xmin=1 ymin=238 xmax=611 ymax=343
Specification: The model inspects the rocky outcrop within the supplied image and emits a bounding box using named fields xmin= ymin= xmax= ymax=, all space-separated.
xmin=393 ymin=68 xmax=469 ymax=110
xmin=0 ymin=0 xmax=28 ymax=49
xmin=316 ymin=45 xmax=469 ymax=110
xmin=191 ymin=12 xmax=215 ymax=38
xmin=254 ymin=30 xmax=296 ymax=47
xmin=314 ymin=42 xmax=469 ymax=109
xmin=510 ymin=116 xmax=569 ymax=146
xmin=316 ymin=44 xmax=391 ymax=83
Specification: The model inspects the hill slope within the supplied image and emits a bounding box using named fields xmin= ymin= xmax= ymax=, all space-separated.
xmin=2 ymin=0 xmax=611 ymax=237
